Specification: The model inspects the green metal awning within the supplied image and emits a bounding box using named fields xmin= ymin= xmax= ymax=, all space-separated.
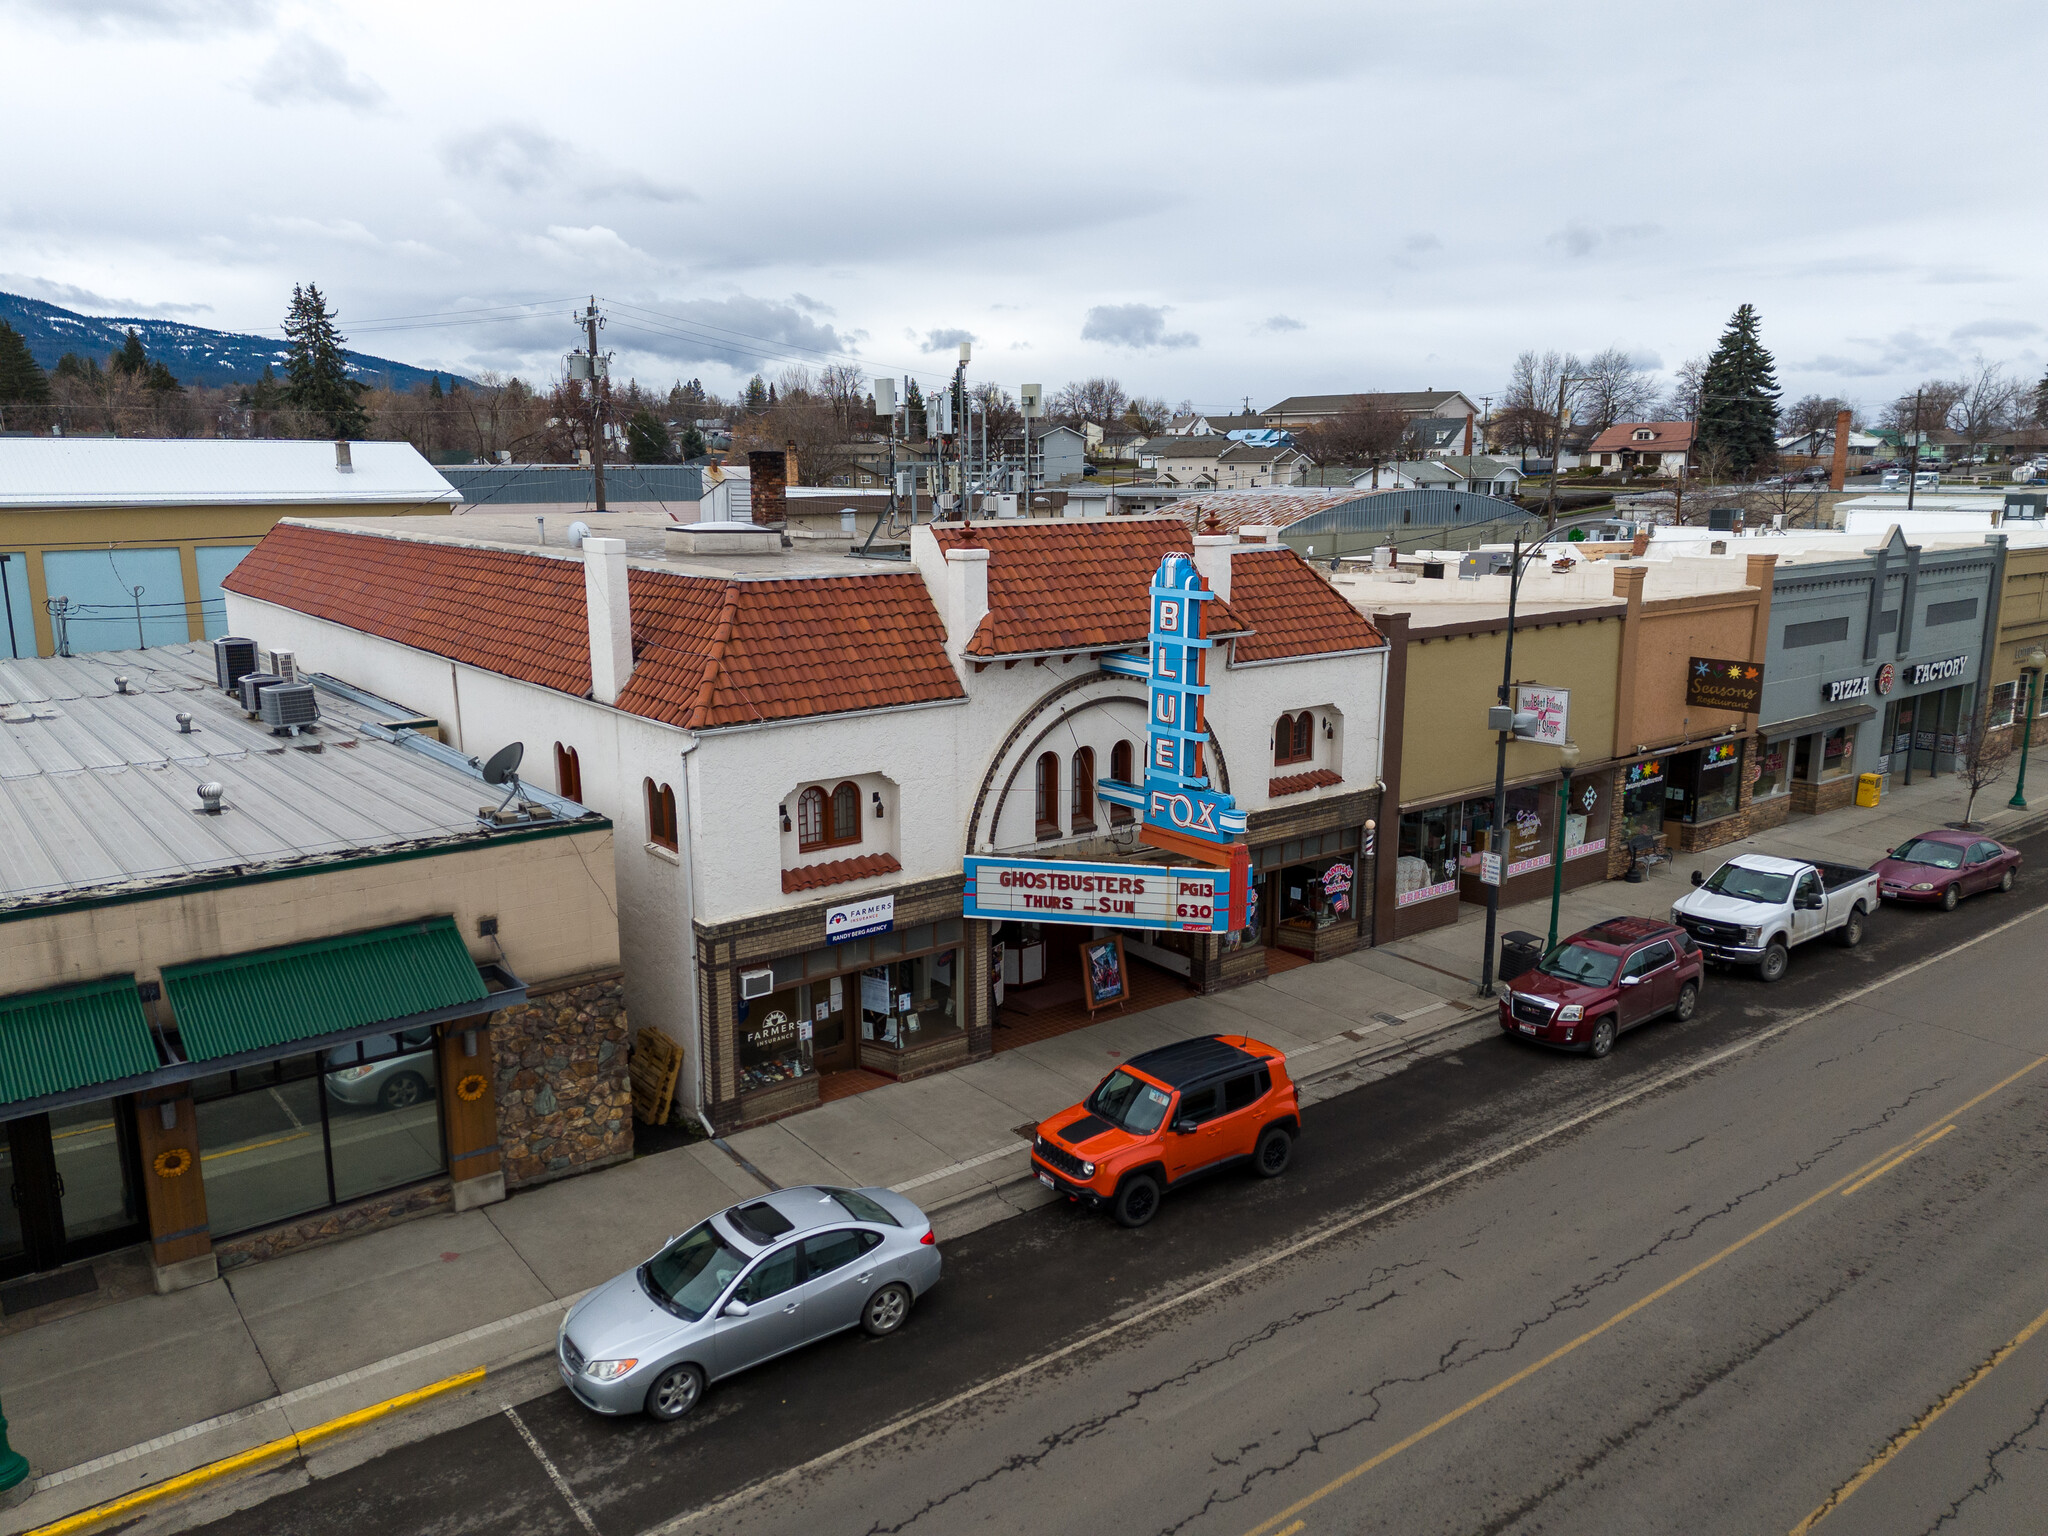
xmin=0 ymin=974 xmax=162 ymax=1106
xmin=162 ymin=916 xmax=490 ymax=1063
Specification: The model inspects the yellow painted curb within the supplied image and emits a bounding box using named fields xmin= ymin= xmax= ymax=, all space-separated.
xmin=25 ymin=1366 xmax=487 ymax=1536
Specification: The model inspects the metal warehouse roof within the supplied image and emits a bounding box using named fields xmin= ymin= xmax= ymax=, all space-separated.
xmin=0 ymin=643 xmax=599 ymax=911
xmin=0 ymin=438 xmax=461 ymax=508
xmin=1275 ymin=488 xmax=1537 ymax=534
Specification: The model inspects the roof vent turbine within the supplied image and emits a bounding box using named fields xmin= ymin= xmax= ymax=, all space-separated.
xmin=196 ymin=781 xmax=225 ymax=815
xmin=175 ymin=711 xmax=193 ymax=733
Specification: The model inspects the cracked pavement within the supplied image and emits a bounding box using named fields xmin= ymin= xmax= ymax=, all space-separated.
xmin=171 ymin=837 xmax=2048 ymax=1536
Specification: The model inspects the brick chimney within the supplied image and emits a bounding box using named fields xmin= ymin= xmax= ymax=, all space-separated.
xmin=746 ymin=445 xmax=793 ymax=526
xmin=583 ymin=537 xmax=633 ymax=704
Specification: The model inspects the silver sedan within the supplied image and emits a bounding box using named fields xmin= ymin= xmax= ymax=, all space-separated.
xmin=557 ymin=1184 xmax=943 ymax=1420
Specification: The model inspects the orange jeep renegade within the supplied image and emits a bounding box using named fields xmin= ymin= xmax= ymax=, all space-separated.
xmin=1030 ymin=1034 xmax=1300 ymax=1228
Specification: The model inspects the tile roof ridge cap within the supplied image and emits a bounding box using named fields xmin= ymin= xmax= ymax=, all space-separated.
xmin=688 ymin=581 xmax=745 ymax=729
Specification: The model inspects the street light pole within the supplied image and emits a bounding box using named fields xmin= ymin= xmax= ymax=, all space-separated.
xmin=1547 ymin=740 xmax=1582 ymax=949
xmin=2009 ymin=647 xmax=2046 ymax=808
xmin=0 ymin=1388 xmax=31 ymax=1505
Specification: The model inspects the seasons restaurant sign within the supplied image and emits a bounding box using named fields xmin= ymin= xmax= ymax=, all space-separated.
xmin=1685 ymin=656 xmax=1765 ymax=713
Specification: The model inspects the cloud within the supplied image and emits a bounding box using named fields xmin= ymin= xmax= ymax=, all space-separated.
xmin=1796 ymin=329 xmax=1962 ymax=379
xmin=1403 ymin=233 xmax=1442 ymax=253
xmin=0 ymin=273 xmax=213 ymax=318
xmin=1259 ymin=315 xmax=1306 ymax=333
xmin=1951 ymin=319 xmax=2039 ymax=340
xmin=790 ymin=293 xmax=834 ymax=315
xmin=920 ymin=327 xmax=977 ymax=353
xmin=598 ymin=294 xmax=853 ymax=372
xmin=1547 ymin=221 xmax=1662 ymax=258
xmin=246 ymin=34 xmax=385 ymax=111
xmin=439 ymin=125 xmax=692 ymax=202
xmin=1081 ymin=303 xmax=1197 ymax=350
xmin=15 ymin=0 xmax=274 ymax=32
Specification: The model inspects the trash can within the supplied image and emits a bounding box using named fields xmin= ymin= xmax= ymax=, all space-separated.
xmin=1856 ymin=772 xmax=1882 ymax=808
xmin=1500 ymin=931 xmax=1544 ymax=984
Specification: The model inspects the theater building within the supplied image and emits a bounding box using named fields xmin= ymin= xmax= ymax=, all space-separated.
xmin=223 ymin=513 xmax=1387 ymax=1132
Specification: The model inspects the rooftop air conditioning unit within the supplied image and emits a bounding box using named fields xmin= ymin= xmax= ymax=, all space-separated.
xmin=237 ymin=672 xmax=283 ymax=714
xmin=739 ymin=967 xmax=775 ymax=1001
xmin=258 ymin=681 xmax=320 ymax=734
xmin=213 ymin=636 xmax=259 ymax=694
xmin=267 ymin=649 xmax=300 ymax=684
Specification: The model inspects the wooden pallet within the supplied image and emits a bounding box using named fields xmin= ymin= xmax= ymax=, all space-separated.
xmin=630 ymin=1027 xmax=682 ymax=1126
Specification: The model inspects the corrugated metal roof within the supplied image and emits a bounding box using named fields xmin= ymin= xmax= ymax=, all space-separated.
xmin=1275 ymin=488 xmax=1537 ymax=534
xmin=0 ymin=973 xmax=160 ymax=1104
xmin=0 ymin=438 xmax=460 ymax=508
xmin=0 ymin=643 xmax=601 ymax=911
xmin=162 ymin=916 xmax=486 ymax=1061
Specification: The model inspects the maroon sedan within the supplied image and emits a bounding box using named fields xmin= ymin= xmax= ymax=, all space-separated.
xmin=1873 ymin=831 xmax=2022 ymax=910
xmin=1498 ymin=917 xmax=1705 ymax=1059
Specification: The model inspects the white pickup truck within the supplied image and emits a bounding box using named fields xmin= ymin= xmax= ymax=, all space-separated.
xmin=1668 ymin=854 xmax=1880 ymax=982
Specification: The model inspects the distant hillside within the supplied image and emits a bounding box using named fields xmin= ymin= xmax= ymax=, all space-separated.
xmin=0 ymin=291 xmax=469 ymax=392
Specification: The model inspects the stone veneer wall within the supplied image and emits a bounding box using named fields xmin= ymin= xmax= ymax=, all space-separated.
xmin=217 ymin=1180 xmax=451 ymax=1267
xmin=492 ymin=971 xmax=634 ymax=1189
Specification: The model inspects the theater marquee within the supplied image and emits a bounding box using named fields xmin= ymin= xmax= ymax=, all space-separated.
xmin=963 ymin=856 xmax=1235 ymax=934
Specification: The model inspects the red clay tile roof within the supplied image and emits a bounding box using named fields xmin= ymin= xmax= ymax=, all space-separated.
xmin=1268 ymin=768 xmax=1344 ymax=798
xmin=781 ymin=852 xmax=902 ymax=893
xmin=224 ymin=523 xmax=963 ymax=730
xmin=1168 ymin=489 xmax=1360 ymax=534
xmin=932 ymin=518 xmax=1246 ymax=658
xmin=1226 ymin=549 xmax=1385 ymax=662
xmin=1586 ymin=420 xmax=1696 ymax=454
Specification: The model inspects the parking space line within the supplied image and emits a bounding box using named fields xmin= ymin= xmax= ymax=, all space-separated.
xmin=504 ymin=1405 xmax=600 ymax=1536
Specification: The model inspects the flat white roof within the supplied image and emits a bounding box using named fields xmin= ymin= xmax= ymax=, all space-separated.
xmin=0 ymin=438 xmax=461 ymax=509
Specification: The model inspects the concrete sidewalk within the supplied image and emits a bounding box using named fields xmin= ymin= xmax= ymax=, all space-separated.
xmin=0 ymin=770 xmax=2028 ymax=1532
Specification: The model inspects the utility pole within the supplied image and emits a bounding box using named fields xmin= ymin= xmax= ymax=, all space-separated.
xmin=579 ymin=298 xmax=609 ymax=513
xmin=1542 ymin=373 xmax=1577 ymax=530
xmin=1905 ymin=387 xmax=1923 ymax=512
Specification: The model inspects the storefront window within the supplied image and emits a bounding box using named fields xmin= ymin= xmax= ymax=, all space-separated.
xmin=1819 ymin=725 xmax=1855 ymax=780
xmin=1397 ymin=805 xmax=1460 ymax=905
xmin=1278 ymin=855 xmax=1355 ymax=933
xmin=1459 ymin=797 xmax=1497 ymax=871
xmin=1619 ymin=760 xmax=1666 ymax=845
xmin=192 ymin=1033 xmax=446 ymax=1238
xmin=1753 ymin=741 xmax=1790 ymax=799
xmin=1503 ymin=784 xmax=1549 ymax=876
xmin=1686 ymin=742 xmax=1743 ymax=823
xmin=859 ymin=952 xmax=961 ymax=1047
xmin=1989 ymin=681 xmax=2017 ymax=730
xmin=739 ymin=988 xmax=815 ymax=1094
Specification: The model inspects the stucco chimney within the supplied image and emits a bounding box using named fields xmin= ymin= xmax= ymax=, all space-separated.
xmin=1192 ymin=531 xmax=1237 ymax=600
xmin=583 ymin=536 xmax=633 ymax=704
xmin=942 ymin=543 xmax=989 ymax=659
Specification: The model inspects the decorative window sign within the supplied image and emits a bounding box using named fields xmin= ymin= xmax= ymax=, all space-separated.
xmin=825 ymin=893 xmax=895 ymax=943
xmin=1515 ymin=685 xmax=1570 ymax=744
xmin=964 ymin=856 xmax=1234 ymax=933
xmin=1825 ymin=674 xmax=1872 ymax=703
xmin=1625 ymin=759 xmax=1664 ymax=790
xmin=1909 ymin=654 xmax=1969 ymax=687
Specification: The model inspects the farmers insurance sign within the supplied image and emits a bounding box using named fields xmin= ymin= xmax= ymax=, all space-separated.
xmin=963 ymin=857 xmax=1234 ymax=934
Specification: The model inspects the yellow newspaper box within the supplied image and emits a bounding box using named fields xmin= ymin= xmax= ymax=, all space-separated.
xmin=1856 ymin=772 xmax=1882 ymax=807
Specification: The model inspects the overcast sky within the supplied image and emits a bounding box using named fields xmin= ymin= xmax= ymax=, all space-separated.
xmin=4 ymin=0 xmax=2044 ymax=414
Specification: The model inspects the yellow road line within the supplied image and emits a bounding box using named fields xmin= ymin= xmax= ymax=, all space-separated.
xmin=23 ymin=1366 xmax=485 ymax=1536
xmin=1839 ymin=1124 xmax=1954 ymax=1197
xmin=1273 ymin=1523 xmax=1305 ymax=1536
xmin=199 ymin=1130 xmax=314 ymax=1163
xmin=1237 ymin=1053 xmax=2048 ymax=1536
xmin=1789 ymin=1298 xmax=2048 ymax=1533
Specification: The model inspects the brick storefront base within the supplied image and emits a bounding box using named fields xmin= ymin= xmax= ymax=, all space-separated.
xmin=216 ymin=1179 xmax=452 ymax=1268
xmin=1791 ymin=776 xmax=1858 ymax=816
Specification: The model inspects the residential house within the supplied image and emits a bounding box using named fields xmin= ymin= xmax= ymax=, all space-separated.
xmin=1216 ymin=441 xmax=1311 ymax=490
xmin=1775 ymin=428 xmax=1885 ymax=467
xmin=1585 ymin=421 xmax=1697 ymax=476
xmin=1169 ymin=413 xmax=1268 ymax=437
xmin=1404 ymin=416 xmax=1479 ymax=458
xmin=1154 ymin=433 xmax=1233 ymax=488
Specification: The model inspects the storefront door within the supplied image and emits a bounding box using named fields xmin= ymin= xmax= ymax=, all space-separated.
xmin=0 ymin=1102 xmax=146 ymax=1280
xmin=809 ymin=977 xmax=855 ymax=1074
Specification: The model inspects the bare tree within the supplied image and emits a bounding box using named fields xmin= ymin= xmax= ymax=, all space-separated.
xmin=1125 ymin=394 xmax=1170 ymax=435
xmin=1660 ymin=356 xmax=1708 ymax=421
xmin=1495 ymin=349 xmax=1583 ymax=458
xmin=1293 ymin=401 xmax=1409 ymax=482
xmin=1956 ymin=718 xmax=2015 ymax=826
xmin=817 ymin=363 xmax=867 ymax=437
xmin=969 ymin=381 xmax=1021 ymax=456
xmin=1954 ymin=358 xmax=2020 ymax=463
xmin=1577 ymin=347 xmax=1660 ymax=435
xmin=1050 ymin=376 xmax=1127 ymax=426
xmin=1784 ymin=394 xmax=1856 ymax=438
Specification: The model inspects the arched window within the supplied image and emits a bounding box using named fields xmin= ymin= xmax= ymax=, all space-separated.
xmin=1275 ymin=712 xmax=1314 ymax=766
xmin=645 ymin=778 xmax=678 ymax=851
xmin=1035 ymin=752 xmax=1060 ymax=840
xmin=553 ymin=742 xmax=582 ymax=803
xmin=1109 ymin=741 xmax=1135 ymax=824
xmin=797 ymin=781 xmax=863 ymax=852
xmin=1071 ymin=748 xmax=1097 ymax=833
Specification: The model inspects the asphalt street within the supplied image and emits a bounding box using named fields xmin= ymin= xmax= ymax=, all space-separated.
xmin=171 ymin=830 xmax=2048 ymax=1536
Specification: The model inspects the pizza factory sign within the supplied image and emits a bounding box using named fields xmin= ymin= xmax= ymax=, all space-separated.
xmin=1909 ymin=654 xmax=1968 ymax=687
xmin=1825 ymin=674 xmax=1872 ymax=703
xmin=963 ymin=857 xmax=1234 ymax=934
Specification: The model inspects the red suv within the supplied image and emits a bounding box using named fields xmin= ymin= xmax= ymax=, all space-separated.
xmin=1498 ymin=917 xmax=1704 ymax=1058
xmin=1029 ymin=1035 xmax=1300 ymax=1228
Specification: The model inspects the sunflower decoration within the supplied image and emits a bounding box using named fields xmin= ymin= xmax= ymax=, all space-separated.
xmin=457 ymin=1074 xmax=489 ymax=1103
xmin=154 ymin=1147 xmax=193 ymax=1179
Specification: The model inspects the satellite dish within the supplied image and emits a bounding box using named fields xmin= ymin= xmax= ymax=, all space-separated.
xmin=482 ymin=742 xmax=525 ymax=785
xmin=568 ymin=520 xmax=592 ymax=549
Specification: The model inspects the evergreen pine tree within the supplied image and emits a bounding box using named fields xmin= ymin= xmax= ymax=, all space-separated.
xmin=1695 ymin=303 xmax=1781 ymax=478
xmin=146 ymin=360 xmax=181 ymax=393
xmin=250 ymin=363 xmax=281 ymax=412
xmin=2033 ymin=366 xmax=2048 ymax=427
xmin=113 ymin=328 xmax=149 ymax=377
xmin=428 ymin=374 xmax=443 ymax=400
xmin=679 ymin=425 xmax=706 ymax=460
xmin=282 ymin=283 xmax=369 ymax=438
xmin=626 ymin=406 xmax=674 ymax=464
xmin=55 ymin=353 xmax=100 ymax=382
xmin=741 ymin=374 xmax=768 ymax=415
xmin=904 ymin=378 xmax=926 ymax=440
xmin=0 ymin=322 xmax=51 ymax=408
xmin=767 ymin=383 xmax=777 ymax=406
